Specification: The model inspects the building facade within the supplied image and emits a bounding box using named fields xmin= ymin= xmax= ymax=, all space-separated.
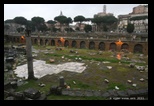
xmin=118 ymin=5 xmax=148 ymax=33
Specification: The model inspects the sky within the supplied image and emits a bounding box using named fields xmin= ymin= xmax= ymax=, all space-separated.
xmin=4 ymin=4 xmax=147 ymax=25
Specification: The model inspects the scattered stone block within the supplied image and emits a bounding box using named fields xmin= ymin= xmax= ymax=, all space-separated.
xmin=127 ymin=90 xmax=138 ymax=97
xmin=36 ymin=94 xmax=47 ymax=100
xmin=84 ymin=90 xmax=93 ymax=97
xmin=50 ymin=85 xmax=58 ymax=94
xmin=116 ymin=91 xmax=128 ymax=97
xmin=140 ymin=78 xmax=144 ymax=82
xmin=5 ymin=96 xmax=15 ymax=100
xmin=132 ymin=84 xmax=137 ymax=87
xmin=24 ymin=88 xmax=41 ymax=99
xmin=104 ymin=79 xmax=109 ymax=83
xmin=49 ymin=59 xmax=55 ymax=63
xmin=107 ymin=90 xmax=118 ymax=97
xmin=127 ymin=80 xmax=132 ymax=83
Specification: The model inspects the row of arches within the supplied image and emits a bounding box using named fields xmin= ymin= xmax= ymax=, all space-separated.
xmin=32 ymin=39 xmax=143 ymax=53
xmin=7 ymin=37 xmax=144 ymax=53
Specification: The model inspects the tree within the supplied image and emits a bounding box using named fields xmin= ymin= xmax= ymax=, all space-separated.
xmin=85 ymin=18 xmax=92 ymax=24
xmin=127 ymin=23 xmax=134 ymax=33
xmin=4 ymin=19 xmax=14 ymax=23
xmin=31 ymin=16 xmax=45 ymax=32
xmin=92 ymin=15 xmax=118 ymax=32
xmin=37 ymin=23 xmax=48 ymax=32
xmin=27 ymin=20 xmax=35 ymax=32
xmin=31 ymin=16 xmax=45 ymax=25
xmin=47 ymin=20 xmax=56 ymax=32
xmin=84 ymin=25 xmax=92 ymax=33
xmin=65 ymin=17 xmax=73 ymax=32
xmin=74 ymin=15 xmax=86 ymax=31
xmin=13 ymin=16 xmax=28 ymax=25
xmin=54 ymin=15 xmax=67 ymax=32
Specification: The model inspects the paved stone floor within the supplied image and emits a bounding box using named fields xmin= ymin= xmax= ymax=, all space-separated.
xmin=13 ymin=60 xmax=86 ymax=79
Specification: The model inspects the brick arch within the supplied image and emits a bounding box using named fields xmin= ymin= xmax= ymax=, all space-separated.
xmin=13 ymin=37 xmax=16 ymax=42
xmin=121 ymin=43 xmax=129 ymax=50
xmin=51 ymin=39 xmax=55 ymax=46
xmin=80 ymin=41 xmax=86 ymax=49
xmin=134 ymin=44 xmax=143 ymax=53
xmin=89 ymin=41 xmax=95 ymax=49
xmin=40 ymin=39 xmax=43 ymax=45
xmin=34 ymin=39 xmax=37 ymax=44
xmin=72 ymin=40 xmax=77 ymax=48
xmin=17 ymin=38 xmax=19 ymax=43
xmin=45 ymin=39 xmax=48 ymax=45
xmin=57 ymin=40 xmax=62 ymax=46
xmin=99 ymin=42 xmax=105 ymax=50
xmin=64 ymin=40 xmax=69 ymax=47
xmin=109 ymin=42 xmax=117 ymax=51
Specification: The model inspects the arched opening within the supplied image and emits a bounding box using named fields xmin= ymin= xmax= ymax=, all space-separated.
xmin=64 ymin=40 xmax=69 ymax=47
xmin=45 ymin=39 xmax=48 ymax=45
xmin=89 ymin=41 xmax=95 ymax=49
xmin=121 ymin=43 xmax=129 ymax=50
xmin=51 ymin=39 xmax=55 ymax=46
xmin=34 ymin=39 xmax=37 ymax=44
xmin=109 ymin=43 xmax=117 ymax=51
xmin=17 ymin=38 xmax=19 ymax=43
xmin=99 ymin=42 xmax=105 ymax=50
xmin=13 ymin=37 xmax=16 ymax=43
xmin=40 ymin=39 xmax=43 ymax=45
xmin=134 ymin=44 xmax=143 ymax=53
xmin=57 ymin=40 xmax=62 ymax=46
xmin=72 ymin=40 xmax=77 ymax=48
xmin=80 ymin=41 xmax=86 ymax=49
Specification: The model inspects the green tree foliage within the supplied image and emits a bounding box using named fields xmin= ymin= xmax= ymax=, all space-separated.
xmin=31 ymin=16 xmax=45 ymax=25
xmin=54 ymin=16 xmax=67 ymax=24
xmin=54 ymin=15 xmax=68 ymax=32
xmin=31 ymin=17 xmax=46 ymax=32
xmin=92 ymin=15 xmax=118 ymax=32
xmin=65 ymin=17 xmax=73 ymax=26
xmin=4 ymin=19 xmax=14 ymax=23
xmin=127 ymin=23 xmax=134 ymax=33
xmin=84 ymin=25 xmax=92 ymax=33
xmin=13 ymin=16 xmax=28 ymax=25
xmin=27 ymin=20 xmax=35 ymax=32
xmin=74 ymin=15 xmax=86 ymax=23
xmin=47 ymin=20 xmax=56 ymax=24
xmin=74 ymin=15 xmax=86 ymax=31
xmin=37 ymin=23 xmax=48 ymax=32
xmin=64 ymin=28 xmax=74 ymax=32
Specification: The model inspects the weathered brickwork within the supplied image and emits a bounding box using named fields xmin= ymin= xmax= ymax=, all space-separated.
xmin=7 ymin=35 xmax=148 ymax=55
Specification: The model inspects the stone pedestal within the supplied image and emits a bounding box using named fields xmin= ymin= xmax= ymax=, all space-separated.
xmin=59 ymin=76 xmax=65 ymax=88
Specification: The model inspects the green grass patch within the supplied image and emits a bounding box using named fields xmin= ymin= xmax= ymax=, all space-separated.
xmin=66 ymin=80 xmax=90 ymax=89
xmin=46 ymin=53 xmax=123 ymax=63
xmin=106 ymin=82 xmax=128 ymax=91
xmin=15 ymin=80 xmax=51 ymax=94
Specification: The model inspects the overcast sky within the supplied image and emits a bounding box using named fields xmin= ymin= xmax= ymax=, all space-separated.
xmin=4 ymin=4 xmax=147 ymax=24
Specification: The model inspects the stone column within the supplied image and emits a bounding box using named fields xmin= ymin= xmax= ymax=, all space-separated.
xmin=25 ymin=29 xmax=34 ymax=80
xmin=59 ymin=76 xmax=65 ymax=88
